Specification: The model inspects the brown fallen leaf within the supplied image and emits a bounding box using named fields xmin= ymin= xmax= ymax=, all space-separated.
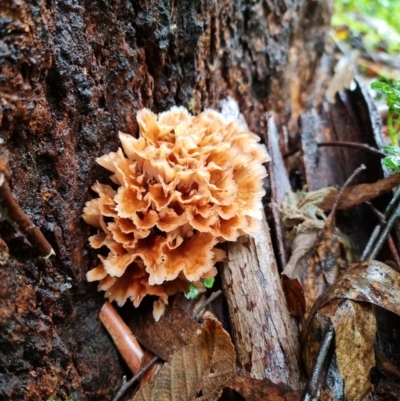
xmin=320 ymin=172 xmax=400 ymax=212
xmin=281 ymin=230 xmax=317 ymax=319
xmin=128 ymin=295 xmax=201 ymax=361
xmin=225 ymin=375 xmax=301 ymax=401
xmin=304 ymin=260 xmax=400 ymax=326
xmin=304 ymin=299 xmax=376 ymax=400
xmin=281 ymin=187 xmax=352 ymax=320
xmin=130 ymin=312 xmax=235 ymax=401
xmin=303 ymin=260 xmax=400 ymax=400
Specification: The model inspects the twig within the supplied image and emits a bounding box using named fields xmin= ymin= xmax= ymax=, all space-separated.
xmin=112 ymin=355 xmax=159 ymax=401
xmin=369 ymin=200 xmax=400 ymax=260
xmin=0 ymin=146 xmax=54 ymax=258
xmin=192 ymin=290 xmax=222 ymax=319
xmin=320 ymin=173 xmax=400 ymax=212
xmin=302 ymin=327 xmax=335 ymax=401
xmin=361 ymin=186 xmax=400 ymax=261
xmin=99 ymin=302 xmax=144 ymax=374
xmin=329 ymin=164 xmax=367 ymax=221
xmin=365 ymin=202 xmax=400 ymax=270
xmin=317 ymin=141 xmax=385 ymax=158
xmin=283 ymin=142 xmax=385 ymax=159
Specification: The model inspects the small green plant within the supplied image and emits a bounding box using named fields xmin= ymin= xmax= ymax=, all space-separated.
xmin=382 ymin=145 xmax=400 ymax=172
xmin=371 ymin=80 xmax=400 ymax=172
xmin=371 ymin=81 xmax=400 ymax=145
xmin=184 ymin=277 xmax=216 ymax=299
xmin=185 ymin=284 xmax=201 ymax=299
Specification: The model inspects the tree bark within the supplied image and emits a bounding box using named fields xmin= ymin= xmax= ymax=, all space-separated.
xmin=0 ymin=0 xmax=334 ymax=399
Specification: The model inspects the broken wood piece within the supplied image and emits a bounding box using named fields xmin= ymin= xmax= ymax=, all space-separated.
xmin=320 ymin=172 xmax=400 ymax=212
xmin=221 ymin=213 xmax=303 ymax=390
xmin=100 ymin=301 xmax=144 ymax=374
xmin=225 ymin=375 xmax=301 ymax=401
xmin=266 ymin=115 xmax=291 ymax=268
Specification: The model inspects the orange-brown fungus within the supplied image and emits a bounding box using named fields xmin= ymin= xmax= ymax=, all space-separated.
xmin=83 ymin=107 xmax=269 ymax=320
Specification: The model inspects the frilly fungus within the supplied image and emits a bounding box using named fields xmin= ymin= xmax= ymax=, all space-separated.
xmin=83 ymin=106 xmax=269 ymax=320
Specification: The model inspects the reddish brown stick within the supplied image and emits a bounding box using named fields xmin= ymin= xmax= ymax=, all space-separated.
xmin=100 ymin=302 xmax=144 ymax=374
xmin=320 ymin=173 xmax=400 ymax=212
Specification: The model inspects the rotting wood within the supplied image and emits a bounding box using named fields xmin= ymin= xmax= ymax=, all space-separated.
xmin=221 ymin=213 xmax=303 ymax=390
xmin=0 ymin=0 xmax=337 ymax=398
xmin=266 ymin=115 xmax=292 ymax=269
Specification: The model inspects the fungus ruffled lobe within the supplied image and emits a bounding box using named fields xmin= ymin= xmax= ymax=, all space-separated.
xmin=83 ymin=107 xmax=269 ymax=320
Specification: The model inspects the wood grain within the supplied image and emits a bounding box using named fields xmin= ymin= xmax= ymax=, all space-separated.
xmin=221 ymin=214 xmax=303 ymax=390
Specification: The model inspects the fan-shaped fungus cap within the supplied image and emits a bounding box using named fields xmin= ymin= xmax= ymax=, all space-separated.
xmin=83 ymin=106 xmax=270 ymax=320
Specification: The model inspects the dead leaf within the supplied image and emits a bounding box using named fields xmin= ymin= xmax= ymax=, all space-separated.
xmin=282 ymin=230 xmax=318 ymax=318
xmin=281 ymin=188 xmax=332 ymax=236
xmin=281 ymin=189 xmax=352 ymax=319
xmin=320 ymin=172 xmax=400 ymax=212
xmin=130 ymin=312 xmax=235 ymax=401
xmin=304 ymin=299 xmax=376 ymax=400
xmin=225 ymin=375 xmax=301 ymax=401
xmin=304 ymin=260 xmax=400 ymax=327
xmin=128 ymin=295 xmax=201 ymax=361
xmin=303 ymin=260 xmax=400 ymax=400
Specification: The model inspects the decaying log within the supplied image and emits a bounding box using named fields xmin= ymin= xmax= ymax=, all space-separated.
xmin=1 ymin=0 xmax=335 ymax=398
xmin=221 ymin=214 xmax=303 ymax=390
xmin=266 ymin=115 xmax=292 ymax=269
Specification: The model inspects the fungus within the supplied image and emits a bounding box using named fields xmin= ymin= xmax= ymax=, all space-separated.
xmin=83 ymin=106 xmax=269 ymax=320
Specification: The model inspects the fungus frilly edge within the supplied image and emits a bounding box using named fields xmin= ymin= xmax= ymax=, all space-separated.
xmin=82 ymin=106 xmax=270 ymax=321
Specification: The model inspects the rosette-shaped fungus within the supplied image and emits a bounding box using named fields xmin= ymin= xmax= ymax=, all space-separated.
xmin=83 ymin=106 xmax=269 ymax=320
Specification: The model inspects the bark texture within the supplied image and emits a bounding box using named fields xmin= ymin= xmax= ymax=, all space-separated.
xmin=0 ymin=0 xmax=334 ymax=399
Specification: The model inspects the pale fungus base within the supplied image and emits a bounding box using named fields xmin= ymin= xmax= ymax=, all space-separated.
xmin=83 ymin=106 xmax=269 ymax=320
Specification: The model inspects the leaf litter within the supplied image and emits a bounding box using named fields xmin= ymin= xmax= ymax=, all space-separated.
xmin=280 ymin=158 xmax=400 ymax=400
xmin=130 ymin=312 xmax=236 ymax=401
xmin=89 ymin=96 xmax=400 ymax=400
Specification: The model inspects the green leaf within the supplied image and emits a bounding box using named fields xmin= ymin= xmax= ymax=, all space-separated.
xmin=384 ymin=145 xmax=400 ymax=156
xmin=202 ymin=277 xmax=215 ymax=289
xmin=383 ymin=145 xmax=400 ymax=171
xmin=185 ymin=285 xmax=200 ymax=299
xmin=383 ymin=156 xmax=400 ymax=172
xmin=371 ymin=81 xmax=392 ymax=93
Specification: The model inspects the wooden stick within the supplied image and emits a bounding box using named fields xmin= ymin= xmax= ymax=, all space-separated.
xmin=99 ymin=302 xmax=144 ymax=374
xmin=320 ymin=172 xmax=400 ymax=212
xmin=112 ymin=355 xmax=159 ymax=401
xmin=221 ymin=212 xmax=303 ymax=389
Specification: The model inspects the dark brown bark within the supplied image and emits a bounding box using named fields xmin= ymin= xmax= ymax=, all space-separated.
xmin=0 ymin=0 xmax=335 ymax=399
